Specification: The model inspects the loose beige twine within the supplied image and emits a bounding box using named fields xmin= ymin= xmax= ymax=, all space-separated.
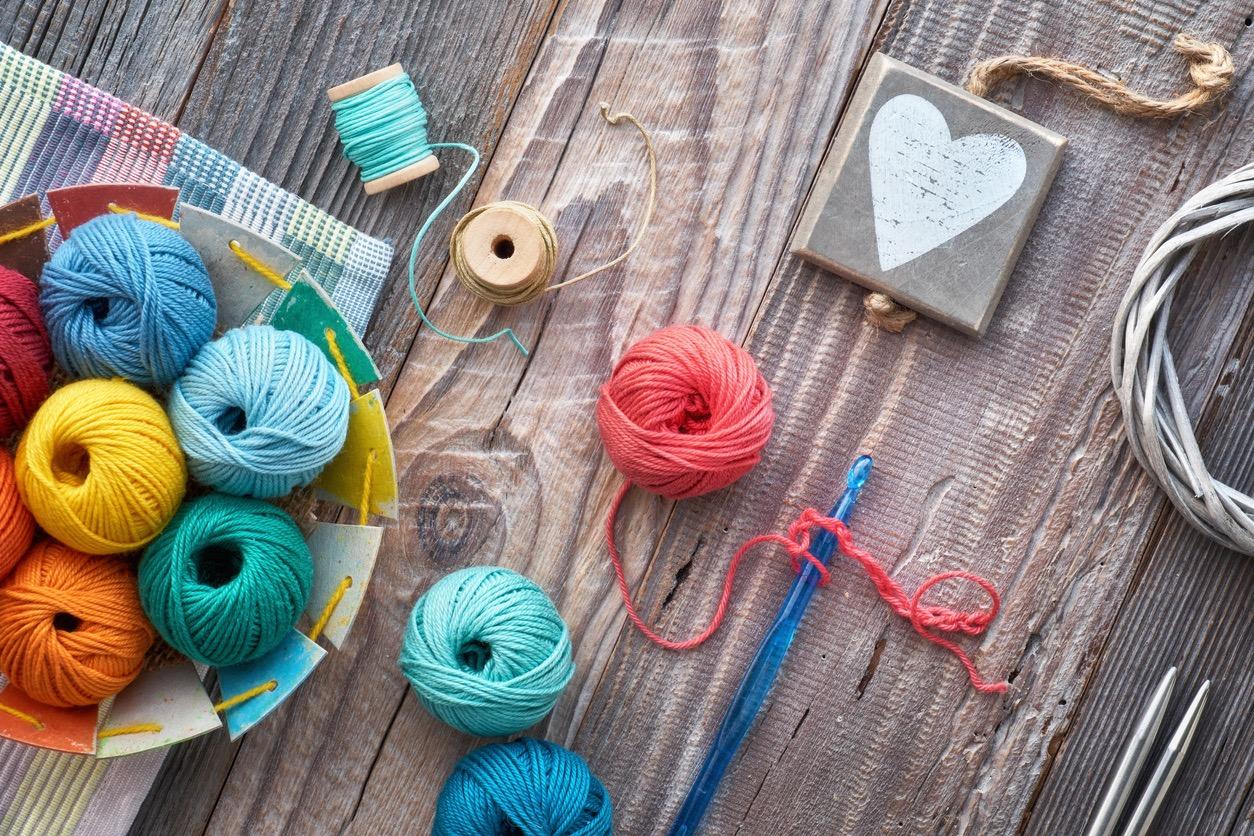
xmin=864 ymin=33 xmax=1235 ymax=333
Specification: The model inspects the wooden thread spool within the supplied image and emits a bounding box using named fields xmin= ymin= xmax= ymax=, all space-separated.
xmin=327 ymin=64 xmax=441 ymax=195
xmin=449 ymin=202 xmax=558 ymax=306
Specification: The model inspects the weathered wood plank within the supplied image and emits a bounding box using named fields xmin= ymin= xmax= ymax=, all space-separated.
xmin=564 ymin=3 xmax=1254 ymax=834
xmin=0 ymin=0 xmax=228 ymax=119
xmin=340 ymin=0 xmax=889 ymax=833
xmin=1027 ymin=246 xmax=1254 ymax=832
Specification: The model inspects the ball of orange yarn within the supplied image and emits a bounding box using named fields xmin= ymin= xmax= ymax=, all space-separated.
xmin=0 ymin=265 xmax=52 ymax=436
xmin=0 ymin=540 xmax=154 ymax=706
xmin=16 ymin=378 xmax=187 ymax=555
xmin=0 ymin=449 xmax=35 ymax=578
xmin=595 ymin=324 xmax=775 ymax=500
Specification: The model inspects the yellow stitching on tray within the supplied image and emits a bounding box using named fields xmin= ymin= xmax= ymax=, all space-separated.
xmin=324 ymin=328 xmax=361 ymax=399
xmin=214 ymin=679 xmax=277 ymax=713
xmin=229 ymin=240 xmax=292 ymax=291
xmin=359 ymin=448 xmax=378 ymax=526
xmin=98 ymin=723 xmax=163 ymax=738
xmin=308 ymin=576 xmax=353 ymax=643
xmin=0 ymin=702 xmax=44 ymax=730
xmin=107 ymin=203 xmax=181 ymax=230
xmin=0 ymin=215 xmax=54 ymax=246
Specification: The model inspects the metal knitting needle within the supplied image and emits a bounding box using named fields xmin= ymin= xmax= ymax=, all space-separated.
xmin=1120 ymin=679 xmax=1210 ymax=836
xmin=1084 ymin=667 xmax=1177 ymax=836
xmin=668 ymin=455 xmax=873 ymax=836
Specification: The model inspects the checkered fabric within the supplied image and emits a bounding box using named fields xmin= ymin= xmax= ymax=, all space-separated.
xmin=0 ymin=42 xmax=395 ymax=836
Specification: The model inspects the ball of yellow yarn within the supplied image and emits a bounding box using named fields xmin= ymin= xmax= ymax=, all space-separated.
xmin=17 ymin=379 xmax=187 ymax=555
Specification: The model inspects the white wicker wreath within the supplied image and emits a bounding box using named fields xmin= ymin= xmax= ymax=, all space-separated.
xmin=1111 ymin=162 xmax=1254 ymax=555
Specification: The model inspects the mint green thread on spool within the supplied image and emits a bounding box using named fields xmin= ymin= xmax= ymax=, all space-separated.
xmin=331 ymin=71 xmax=435 ymax=185
xmin=398 ymin=566 xmax=575 ymax=737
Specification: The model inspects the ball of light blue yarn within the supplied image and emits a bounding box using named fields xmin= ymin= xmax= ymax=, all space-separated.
xmin=40 ymin=213 xmax=216 ymax=386
xmin=399 ymin=566 xmax=575 ymax=737
xmin=138 ymin=492 xmax=313 ymax=667
xmin=168 ymin=325 xmax=350 ymax=498
xmin=434 ymin=738 xmax=612 ymax=836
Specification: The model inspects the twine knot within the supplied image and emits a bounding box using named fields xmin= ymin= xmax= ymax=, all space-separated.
xmin=863 ymin=292 xmax=918 ymax=333
xmin=1174 ymin=33 xmax=1234 ymax=95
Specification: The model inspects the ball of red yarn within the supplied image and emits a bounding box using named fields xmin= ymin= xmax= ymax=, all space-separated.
xmin=0 ymin=448 xmax=35 ymax=578
xmin=0 ymin=541 xmax=155 ymax=707
xmin=596 ymin=324 xmax=775 ymax=500
xmin=0 ymin=265 xmax=52 ymax=436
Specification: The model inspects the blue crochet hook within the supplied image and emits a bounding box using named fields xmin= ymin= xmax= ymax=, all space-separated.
xmin=668 ymin=454 xmax=873 ymax=835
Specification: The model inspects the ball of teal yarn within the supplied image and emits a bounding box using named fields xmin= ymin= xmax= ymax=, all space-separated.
xmin=399 ymin=566 xmax=575 ymax=737
xmin=40 ymin=212 xmax=216 ymax=386
xmin=168 ymin=325 xmax=350 ymax=498
xmin=434 ymin=738 xmax=612 ymax=836
xmin=138 ymin=492 xmax=313 ymax=667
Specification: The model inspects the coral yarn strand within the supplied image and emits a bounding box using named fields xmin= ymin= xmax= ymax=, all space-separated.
xmin=606 ymin=486 xmax=1007 ymax=692
xmin=605 ymin=482 xmax=829 ymax=651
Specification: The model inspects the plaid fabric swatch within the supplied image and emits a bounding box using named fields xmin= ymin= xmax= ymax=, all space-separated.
xmin=0 ymin=42 xmax=393 ymax=334
xmin=0 ymin=41 xmax=395 ymax=836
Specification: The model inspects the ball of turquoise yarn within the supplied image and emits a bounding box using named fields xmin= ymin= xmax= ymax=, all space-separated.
xmin=434 ymin=738 xmax=612 ymax=835
xmin=399 ymin=566 xmax=575 ymax=737
xmin=40 ymin=212 xmax=216 ymax=386
xmin=138 ymin=493 xmax=312 ymax=667
xmin=168 ymin=325 xmax=350 ymax=498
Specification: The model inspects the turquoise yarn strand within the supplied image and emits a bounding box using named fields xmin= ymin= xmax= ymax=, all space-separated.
xmin=41 ymin=212 xmax=216 ymax=387
xmin=398 ymin=566 xmax=574 ymax=737
xmin=403 ymin=141 xmax=533 ymax=355
xmin=168 ymin=325 xmax=350 ymax=498
xmin=138 ymin=493 xmax=313 ymax=667
xmin=434 ymin=739 xmax=613 ymax=836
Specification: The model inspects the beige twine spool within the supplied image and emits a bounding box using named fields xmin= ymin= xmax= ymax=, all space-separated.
xmin=864 ymin=33 xmax=1235 ymax=333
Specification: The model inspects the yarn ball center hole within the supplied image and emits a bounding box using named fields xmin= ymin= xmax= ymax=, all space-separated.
xmin=491 ymin=235 xmax=515 ymax=260
xmin=458 ymin=639 xmax=492 ymax=672
xmin=52 ymin=612 xmax=81 ymax=632
xmin=215 ymin=406 xmax=247 ymax=435
xmin=672 ymin=392 xmax=711 ymax=435
xmin=195 ymin=544 xmax=244 ymax=588
xmin=51 ymin=443 xmax=91 ymax=486
xmin=86 ymin=297 xmax=110 ymax=322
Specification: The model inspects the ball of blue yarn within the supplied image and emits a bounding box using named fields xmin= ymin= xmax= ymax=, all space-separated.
xmin=40 ymin=212 xmax=216 ymax=386
xmin=138 ymin=492 xmax=313 ymax=667
xmin=168 ymin=325 xmax=350 ymax=498
xmin=434 ymin=738 xmax=612 ymax=836
xmin=399 ymin=566 xmax=575 ymax=737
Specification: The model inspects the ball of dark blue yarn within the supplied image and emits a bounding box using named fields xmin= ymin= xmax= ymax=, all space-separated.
xmin=433 ymin=739 xmax=612 ymax=836
xmin=40 ymin=213 xmax=216 ymax=387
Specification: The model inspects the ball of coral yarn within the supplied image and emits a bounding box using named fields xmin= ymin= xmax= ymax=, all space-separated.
xmin=0 ymin=449 xmax=35 ymax=578
xmin=433 ymin=738 xmax=612 ymax=836
xmin=596 ymin=324 xmax=775 ymax=501
xmin=40 ymin=212 xmax=216 ymax=387
xmin=398 ymin=566 xmax=575 ymax=737
xmin=0 ymin=540 xmax=154 ymax=707
xmin=16 ymin=378 xmax=187 ymax=555
xmin=168 ymin=325 xmax=350 ymax=499
xmin=138 ymin=493 xmax=313 ymax=667
xmin=0 ymin=266 xmax=52 ymax=437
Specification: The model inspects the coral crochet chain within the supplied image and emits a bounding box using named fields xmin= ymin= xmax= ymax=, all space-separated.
xmin=606 ymin=486 xmax=1008 ymax=693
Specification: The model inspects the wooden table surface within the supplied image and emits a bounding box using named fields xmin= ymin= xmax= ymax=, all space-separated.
xmin=5 ymin=1 xmax=1251 ymax=833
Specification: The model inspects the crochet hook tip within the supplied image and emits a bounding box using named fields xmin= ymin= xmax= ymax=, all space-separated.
xmin=847 ymin=455 xmax=873 ymax=490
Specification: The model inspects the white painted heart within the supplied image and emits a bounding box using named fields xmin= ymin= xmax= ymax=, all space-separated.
xmin=868 ymin=93 xmax=1026 ymax=271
